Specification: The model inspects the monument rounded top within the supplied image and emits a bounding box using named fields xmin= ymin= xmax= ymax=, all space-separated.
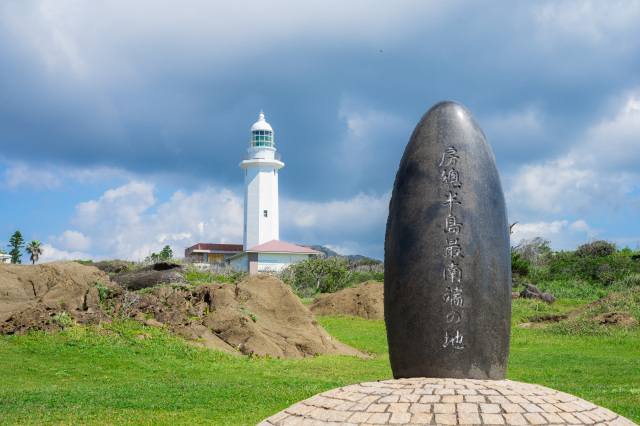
xmin=250 ymin=111 xmax=273 ymax=132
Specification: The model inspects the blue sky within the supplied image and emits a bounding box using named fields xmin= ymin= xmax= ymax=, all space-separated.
xmin=1 ymin=1 xmax=640 ymax=262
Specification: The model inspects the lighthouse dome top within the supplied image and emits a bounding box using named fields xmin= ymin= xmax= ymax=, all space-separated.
xmin=250 ymin=111 xmax=273 ymax=132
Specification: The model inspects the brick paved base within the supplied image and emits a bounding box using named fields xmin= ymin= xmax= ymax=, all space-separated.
xmin=258 ymin=378 xmax=636 ymax=425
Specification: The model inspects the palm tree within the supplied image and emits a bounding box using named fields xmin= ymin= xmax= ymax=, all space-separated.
xmin=26 ymin=240 xmax=44 ymax=264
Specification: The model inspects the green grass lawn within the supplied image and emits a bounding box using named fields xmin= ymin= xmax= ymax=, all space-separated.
xmin=1 ymin=299 xmax=639 ymax=425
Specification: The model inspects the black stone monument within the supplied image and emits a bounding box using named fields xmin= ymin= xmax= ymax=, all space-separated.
xmin=384 ymin=100 xmax=511 ymax=380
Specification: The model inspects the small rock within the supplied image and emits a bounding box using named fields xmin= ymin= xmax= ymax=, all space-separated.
xmin=540 ymin=292 xmax=556 ymax=304
xmin=520 ymin=284 xmax=555 ymax=304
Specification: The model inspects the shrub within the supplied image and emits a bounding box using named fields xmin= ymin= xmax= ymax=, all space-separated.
xmin=512 ymin=237 xmax=552 ymax=265
xmin=511 ymin=252 xmax=530 ymax=277
xmin=576 ymin=239 xmax=617 ymax=258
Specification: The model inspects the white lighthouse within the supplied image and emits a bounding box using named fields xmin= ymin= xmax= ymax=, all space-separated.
xmin=240 ymin=111 xmax=284 ymax=250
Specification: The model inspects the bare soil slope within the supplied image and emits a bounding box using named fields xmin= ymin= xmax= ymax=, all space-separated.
xmin=0 ymin=263 xmax=366 ymax=359
xmin=308 ymin=281 xmax=384 ymax=319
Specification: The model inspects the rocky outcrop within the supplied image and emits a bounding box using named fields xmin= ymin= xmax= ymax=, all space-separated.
xmin=109 ymin=261 xmax=188 ymax=290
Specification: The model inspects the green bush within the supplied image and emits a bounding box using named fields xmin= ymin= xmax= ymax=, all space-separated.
xmin=576 ymin=239 xmax=617 ymax=258
xmin=511 ymin=252 xmax=530 ymax=277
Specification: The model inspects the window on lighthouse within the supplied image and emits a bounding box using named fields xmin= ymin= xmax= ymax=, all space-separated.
xmin=264 ymin=210 xmax=268 ymax=217
xmin=251 ymin=130 xmax=273 ymax=148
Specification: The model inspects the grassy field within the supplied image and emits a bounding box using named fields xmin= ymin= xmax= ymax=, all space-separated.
xmin=1 ymin=296 xmax=639 ymax=425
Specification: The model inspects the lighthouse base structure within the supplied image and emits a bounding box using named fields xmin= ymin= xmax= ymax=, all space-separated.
xmin=258 ymin=377 xmax=636 ymax=425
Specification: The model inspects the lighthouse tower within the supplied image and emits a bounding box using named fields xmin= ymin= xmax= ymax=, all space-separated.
xmin=240 ymin=111 xmax=285 ymax=250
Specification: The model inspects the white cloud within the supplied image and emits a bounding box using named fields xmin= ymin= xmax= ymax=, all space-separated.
xmin=39 ymin=243 xmax=93 ymax=262
xmin=61 ymin=181 xmax=243 ymax=261
xmin=506 ymin=91 xmax=640 ymax=216
xmin=510 ymin=219 xmax=598 ymax=251
xmin=576 ymin=91 xmax=640 ymax=172
xmin=0 ymin=160 xmax=131 ymax=191
xmin=535 ymin=1 xmax=640 ymax=44
xmin=1 ymin=1 xmax=456 ymax=85
xmin=282 ymin=191 xmax=390 ymax=234
xmin=0 ymin=162 xmax=61 ymax=190
xmin=54 ymin=230 xmax=92 ymax=251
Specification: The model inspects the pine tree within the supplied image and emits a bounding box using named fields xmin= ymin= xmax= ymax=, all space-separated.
xmin=8 ymin=231 xmax=25 ymax=264
xmin=159 ymin=245 xmax=173 ymax=260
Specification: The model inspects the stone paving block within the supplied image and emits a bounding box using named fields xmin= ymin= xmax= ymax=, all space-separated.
xmin=419 ymin=394 xmax=440 ymax=404
xmin=541 ymin=411 xmax=567 ymax=423
xmin=558 ymin=411 xmax=581 ymax=423
xmin=441 ymin=395 xmax=464 ymax=403
xmin=365 ymin=412 xmax=390 ymax=424
xmin=433 ymin=403 xmax=456 ymax=414
xmin=503 ymin=413 xmax=528 ymax=425
xmin=540 ymin=403 xmax=562 ymax=413
xmin=364 ymin=403 xmax=387 ymax=413
xmin=434 ymin=388 xmax=456 ymax=395
xmin=408 ymin=403 xmax=431 ymax=413
xmin=333 ymin=400 xmax=356 ymax=411
xmin=389 ymin=412 xmax=412 ymax=424
xmin=480 ymin=403 xmax=502 ymax=414
xmin=378 ymin=395 xmax=400 ymax=403
xmin=398 ymin=393 xmax=421 ymax=403
xmin=524 ymin=412 xmax=548 ymax=425
xmin=481 ymin=413 xmax=506 ymax=424
xmin=465 ymin=395 xmax=486 ymax=403
xmin=359 ymin=395 xmax=381 ymax=404
xmin=573 ymin=411 xmax=596 ymax=424
xmin=391 ymin=388 xmax=414 ymax=395
xmin=456 ymin=402 xmax=479 ymax=414
xmin=584 ymin=411 xmax=607 ymax=422
xmin=506 ymin=395 xmax=529 ymax=404
xmin=458 ymin=412 xmax=482 ymax=425
xmin=411 ymin=412 xmax=433 ymax=424
xmin=347 ymin=411 xmax=372 ymax=423
xmin=387 ymin=402 xmax=410 ymax=413
xmin=268 ymin=410 xmax=290 ymax=423
xmin=521 ymin=402 xmax=544 ymax=413
xmin=556 ymin=402 xmax=581 ymax=412
xmin=345 ymin=393 xmax=368 ymax=402
xmin=488 ymin=395 xmax=510 ymax=404
xmin=434 ymin=413 xmax=457 ymax=425
xmin=525 ymin=395 xmax=547 ymax=404
xmin=287 ymin=404 xmax=317 ymax=416
xmin=347 ymin=402 xmax=370 ymax=412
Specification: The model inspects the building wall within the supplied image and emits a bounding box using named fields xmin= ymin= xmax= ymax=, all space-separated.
xmin=244 ymin=164 xmax=279 ymax=249
xmin=230 ymin=254 xmax=249 ymax=272
xmin=256 ymin=253 xmax=311 ymax=273
xmin=229 ymin=252 xmax=314 ymax=275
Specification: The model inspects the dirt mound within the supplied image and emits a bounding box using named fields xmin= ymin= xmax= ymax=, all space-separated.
xmin=567 ymin=289 xmax=640 ymax=318
xmin=200 ymin=275 xmax=366 ymax=358
xmin=590 ymin=311 xmax=638 ymax=327
xmin=109 ymin=261 xmax=188 ymax=290
xmin=308 ymin=281 xmax=384 ymax=319
xmin=0 ymin=264 xmax=365 ymax=359
xmin=0 ymin=262 xmax=111 ymax=325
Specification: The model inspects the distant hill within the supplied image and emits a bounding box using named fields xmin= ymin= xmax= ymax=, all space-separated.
xmin=304 ymin=245 xmax=381 ymax=263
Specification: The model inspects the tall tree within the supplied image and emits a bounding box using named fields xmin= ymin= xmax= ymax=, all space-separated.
xmin=26 ymin=240 xmax=44 ymax=264
xmin=8 ymin=231 xmax=25 ymax=264
xmin=159 ymin=245 xmax=173 ymax=260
